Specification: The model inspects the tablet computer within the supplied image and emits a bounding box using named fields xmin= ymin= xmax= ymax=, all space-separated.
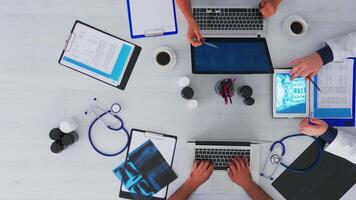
xmin=59 ymin=21 xmax=141 ymax=90
xmin=191 ymin=38 xmax=273 ymax=74
xmin=273 ymin=69 xmax=309 ymax=118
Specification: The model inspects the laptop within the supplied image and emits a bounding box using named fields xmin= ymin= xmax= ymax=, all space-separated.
xmin=192 ymin=1 xmax=266 ymax=37
xmin=191 ymin=2 xmax=274 ymax=74
xmin=186 ymin=140 xmax=261 ymax=193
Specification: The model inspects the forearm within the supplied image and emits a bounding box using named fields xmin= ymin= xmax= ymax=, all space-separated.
xmin=168 ymin=180 xmax=197 ymax=200
xmin=243 ymin=182 xmax=272 ymax=200
xmin=176 ymin=0 xmax=196 ymax=23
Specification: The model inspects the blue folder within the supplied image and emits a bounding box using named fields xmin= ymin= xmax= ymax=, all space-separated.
xmin=126 ymin=0 xmax=178 ymax=39
xmin=317 ymin=58 xmax=356 ymax=127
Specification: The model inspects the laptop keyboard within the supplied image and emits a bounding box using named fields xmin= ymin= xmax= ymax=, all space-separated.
xmin=195 ymin=148 xmax=250 ymax=170
xmin=193 ymin=8 xmax=264 ymax=31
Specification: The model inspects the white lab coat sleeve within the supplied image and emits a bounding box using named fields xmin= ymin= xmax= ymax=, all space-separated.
xmin=324 ymin=129 xmax=356 ymax=164
xmin=325 ymin=32 xmax=356 ymax=62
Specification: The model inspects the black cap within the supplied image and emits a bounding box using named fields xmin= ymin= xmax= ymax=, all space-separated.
xmin=51 ymin=141 xmax=64 ymax=153
xmin=244 ymin=97 xmax=255 ymax=106
xmin=49 ymin=128 xmax=63 ymax=141
xmin=181 ymin=87 xmax=194 ymax=99
xmin=61 ymin=134 xmax=75 ymax=145
xmin=239 ymin=86 xmax=253 ymax=97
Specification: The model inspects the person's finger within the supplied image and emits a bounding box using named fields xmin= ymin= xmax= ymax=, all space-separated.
xmin=291 ymin=65 xmax=307 ymax=80
xmin=189 ymin=38 xmax=202 ymax=47
xmin=289 ymin=58 xmax=304 ymax=66
xmin=192 ymin=160 xmax=199 ymax=170
xmin=301 ymin=69 xmax=312 ymax=78
xmin=195 ymin=29 xmax=203 ymax=41
xmin=234 ymin=157 xmax=243 ymax=171
xmin=300 ymin=118 xmax=309 ymax=128
xmin=207 ymin=161 xmax=214 ymax=172
xmin=227 ymin=168 xmax=234 ymax=180
xmin=228 ymin=161 xmax=237 ymax=174
xmin=290 ymin=63 xmax=303 ymax=75
xmin=310 ymin=71 xmax=318 ymax=77
xmin=242 ymin=157 xmax=249 ymax=168
xmin=202 ymin=160 xmax=210 ymax=170
xmin=309 ymin=118 xmax=326 ymax=126
xmin=196 ymin=160 xmax=206 ymax=171
xmin=289 ymin=63 xmax=304 ymax=80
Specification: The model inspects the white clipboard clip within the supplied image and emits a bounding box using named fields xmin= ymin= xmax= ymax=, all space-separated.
xmin=144 ymin=29 xmax=165 ymax=37
xmin=144 ymin=131 xmax=165 ymax=140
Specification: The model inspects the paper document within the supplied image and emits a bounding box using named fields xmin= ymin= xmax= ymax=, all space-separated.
xmin=313 ymin=59 xmax=354 ymax=119
xmin=317 ymin=60 xmax=353 ymax=108
xmin=62 ymin=23 xmax=134 ymax=86
xmin=128 ymin=0 xmax=177 ymax=37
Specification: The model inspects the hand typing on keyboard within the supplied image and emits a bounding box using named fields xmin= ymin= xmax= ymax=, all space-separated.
xmin=168 ymin=157 xmax=272 ymax=200
xmin=227 ymin=157 xmax=273 ymax=200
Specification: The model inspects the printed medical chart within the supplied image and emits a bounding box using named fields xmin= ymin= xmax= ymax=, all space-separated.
xmin=314 ymin=59 xmax=354 ymax=118
xmin=62 ymin=23 xmax=134 ymax=86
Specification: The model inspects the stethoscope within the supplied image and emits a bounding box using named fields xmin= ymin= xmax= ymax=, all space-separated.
xmin=85 ymin=98 xmax=130 ymax=157
xmin=260 ymin=133 xmax=323 ymax=180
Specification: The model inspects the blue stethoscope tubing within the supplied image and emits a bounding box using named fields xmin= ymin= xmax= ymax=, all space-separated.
xmin=266 ymin=133 xmax=323 ymax=174
xmin=88 ymin=109 xmax=130 ymax=157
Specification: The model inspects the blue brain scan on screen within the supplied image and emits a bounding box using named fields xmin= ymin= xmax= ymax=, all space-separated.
xmin=276 ymin=73 xmax=307 ymax=114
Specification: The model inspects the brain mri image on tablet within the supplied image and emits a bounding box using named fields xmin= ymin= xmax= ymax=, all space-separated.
xmin=276 ymin=73 xmax=307 ymax=114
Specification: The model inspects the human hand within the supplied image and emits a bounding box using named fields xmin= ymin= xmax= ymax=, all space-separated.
xmin=259 ymin=0 xmax=281 ymax=18
xmin=300 ymin=118 xmax=328 ymax=137
xmin=289 ymin=52 xmax=323 ymax=80
xmin=186 ymin=160 xmax=214 ymax=189
xmin=227 ymin=157 xmax=255 ymax=190
xmin=187 ymin=21 xmax=203 ymax=47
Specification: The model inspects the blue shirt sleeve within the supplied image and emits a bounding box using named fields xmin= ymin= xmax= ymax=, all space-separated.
xmin=320 ymin=126 xmax=338 ymax=144
xmin=316 ymin=45 xmax=334 ymax=65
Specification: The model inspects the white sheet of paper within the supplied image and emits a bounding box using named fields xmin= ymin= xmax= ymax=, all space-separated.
xmin=129 ymin=0 xmax=176 ymax=36
xmin=122 ymin=130 xmax=176 ymax=198
xmin=317 ymin=59 xmax=354 ymax=109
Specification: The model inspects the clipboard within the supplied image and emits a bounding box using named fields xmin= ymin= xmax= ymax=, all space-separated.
xmin=58 ymin=20 xmax=141 ymax=90
xmin=119 ymin=129 xmax=178 ymax=200
xmin=314 ymin=58 xmax=356 ymax=127
xmin=126 ymin=0 xmax=178 ymax=39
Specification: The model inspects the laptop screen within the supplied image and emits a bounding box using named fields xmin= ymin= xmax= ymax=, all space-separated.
xmin=191 ymin=38 xmax=273 ymax=74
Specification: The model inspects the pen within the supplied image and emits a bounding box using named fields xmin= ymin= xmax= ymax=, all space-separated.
xmin=192 ymin=38 xmax=218 ymax=48
xmin=308 ymin=77 xmax=321 ymax=92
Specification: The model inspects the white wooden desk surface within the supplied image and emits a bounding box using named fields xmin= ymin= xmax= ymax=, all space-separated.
xmin=0 ymin=0 xmax=355 ymax=199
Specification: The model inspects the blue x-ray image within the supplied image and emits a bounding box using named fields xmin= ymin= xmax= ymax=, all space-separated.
xmin=113 ymin=140 xmax=177 ymax=200
xmin=276 ymin=73 xmax=307 ymax=114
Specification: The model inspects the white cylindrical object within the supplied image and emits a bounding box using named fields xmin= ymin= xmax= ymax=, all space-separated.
xmin=178 ymin=76 xmax=190 ymax=87
xmin=187 ymin=99 xmax=198 ymax=109
xmin=59 ymin=118 xmax=78 ymax=133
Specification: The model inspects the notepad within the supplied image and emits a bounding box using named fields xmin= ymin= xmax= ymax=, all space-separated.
xmin=126 ymin=0 xmax=178 ymax=38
